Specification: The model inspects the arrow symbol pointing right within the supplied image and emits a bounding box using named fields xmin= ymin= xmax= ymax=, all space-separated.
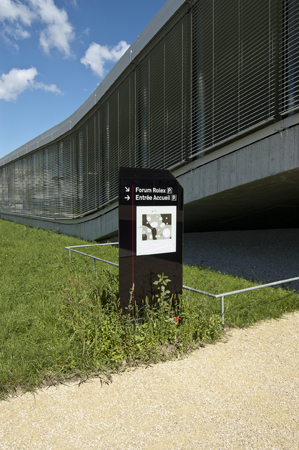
xmin=125 ymin=195 xmax=130 ymax=201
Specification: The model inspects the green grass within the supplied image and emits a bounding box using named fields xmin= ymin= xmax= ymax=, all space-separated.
xmin=1 ymin=218 xmax=299 ymax=399
xmin=183 ymin=265 xmax=299 ymax=328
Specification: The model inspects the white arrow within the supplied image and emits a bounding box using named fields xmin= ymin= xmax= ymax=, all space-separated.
xmin=125 ymin=186 xmax=130 ymax=192
xmin=125 ymin=195 xmax=130 ymax=201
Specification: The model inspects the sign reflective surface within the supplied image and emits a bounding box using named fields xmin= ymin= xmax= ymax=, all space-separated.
xmin=119 ymin=167 xmax=183 ymax=312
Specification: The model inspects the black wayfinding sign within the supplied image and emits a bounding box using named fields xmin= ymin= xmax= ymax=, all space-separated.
xmin=119 ymin=167 xmax=183 ymax=312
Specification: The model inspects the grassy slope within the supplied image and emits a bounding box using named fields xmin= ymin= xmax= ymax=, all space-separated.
xmin=183 ymin=264 xmax=299 ymax=327
xmin=1 ymin=219 xmax=298 ymax=397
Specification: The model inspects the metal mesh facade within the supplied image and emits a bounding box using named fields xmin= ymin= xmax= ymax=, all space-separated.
xmin=1 ymin=0 xmax=298 ymax=220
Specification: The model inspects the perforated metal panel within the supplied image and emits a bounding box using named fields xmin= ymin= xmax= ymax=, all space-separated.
xmin=43 ymin=147 xmax=52 ymax=217
xmin=191 ymin=0 xmax=279 ymax=157
xmin=108 ymin=90 xmax=120 ymax=201
xmin=78 ymin=116 xmax=98 ymax=216
xmin=118 ymin=75 xmax=134 ymax=168
xmin=281 ymin=0 xmax=299 ymax=114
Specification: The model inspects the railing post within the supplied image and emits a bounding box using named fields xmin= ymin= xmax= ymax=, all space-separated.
xmin=69 ymin=249 xmax=71 ymax=260
xmin=93 ymin=258 xmax=96 ymax=271
xmin=221 ymin=296 xmax=225 ymax=326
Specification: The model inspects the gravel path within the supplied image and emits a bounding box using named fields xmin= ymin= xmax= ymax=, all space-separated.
xmin=1 ymin=311 xmax=298 ymax=450
xmin=184 ymin=229 xmax=299 ymax=290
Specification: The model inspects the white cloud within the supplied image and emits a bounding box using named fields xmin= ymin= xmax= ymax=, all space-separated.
xmin=0 ymin=0 xmax=35 ymax=26
xmin=30 ymin=0 xmax=74 ymax=56
xmin=81 ymin=41 xmax=130 ymax=77
xmin=34 ymin=81 xmax=62 ymax=94
xmin=0 ymin=0 xmax=75 ymax=57
xmin=2 ymin=22 xmax=31 ymax=40
xmin=0 ymin=67 xmax=37 ymax=101
xmin=0 ymin=67 xmax=62 ymax=101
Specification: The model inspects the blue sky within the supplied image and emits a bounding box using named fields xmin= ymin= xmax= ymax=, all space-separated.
xmin=0 ymin=0 xmax=166 ymax=159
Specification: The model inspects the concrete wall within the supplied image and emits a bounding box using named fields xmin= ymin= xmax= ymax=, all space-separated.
xmin=0 ymin=204 xmax=118 ymax=242
xmin=177 ymin=118 xmax=299 ymax=231
xmin=180 ymin=125 xmax=299 ymax=205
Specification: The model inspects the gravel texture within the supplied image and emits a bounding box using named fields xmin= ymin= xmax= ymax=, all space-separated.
xmin=184 ymin=229 xmax=299 ymax=289
xmin=0 ymin=311 xmax=298 ymax=450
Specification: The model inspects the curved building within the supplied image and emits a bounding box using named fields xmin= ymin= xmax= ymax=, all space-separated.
xmin=1 ymin=0 xmax=299 ymax=240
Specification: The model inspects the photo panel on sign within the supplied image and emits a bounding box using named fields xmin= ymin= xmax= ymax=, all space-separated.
xmin=136 ymin=205 xmax=177 ymax=256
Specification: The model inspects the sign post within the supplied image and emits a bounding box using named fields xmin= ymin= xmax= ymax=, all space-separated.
xmin=119 ymin=167 xmax=183 ymax=313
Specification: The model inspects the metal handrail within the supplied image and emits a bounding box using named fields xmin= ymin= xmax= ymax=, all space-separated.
xmin=183 ymin=277 xmax=299 ymax=325
xmin=65 ymin=243 xmax=299 ymax=325
xmin=65 ymin=243 xmax=119 ymax=270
